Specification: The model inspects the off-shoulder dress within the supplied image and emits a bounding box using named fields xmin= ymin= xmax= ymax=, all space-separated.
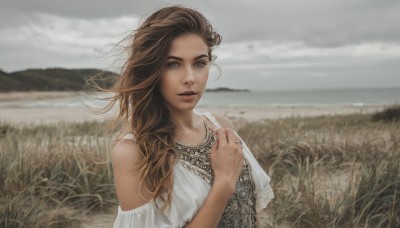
xmin=113 ymin=112 xmax=274 ymax=228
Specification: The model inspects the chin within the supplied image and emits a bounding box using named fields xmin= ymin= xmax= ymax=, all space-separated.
xmin=183 ymin=104 xmax=198 ymax=111
xmin=183 ymin=102 xmax=203 ymax=111
xmin=175 ymin=103 xmax=199 ymax=112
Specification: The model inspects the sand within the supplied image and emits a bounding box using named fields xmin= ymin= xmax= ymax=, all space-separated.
xmin=0 ymin=91 xmax=386 ymax=125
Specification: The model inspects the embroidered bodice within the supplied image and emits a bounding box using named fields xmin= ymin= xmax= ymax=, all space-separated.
xmin=174 ymin=123 xmax=257 ymax=227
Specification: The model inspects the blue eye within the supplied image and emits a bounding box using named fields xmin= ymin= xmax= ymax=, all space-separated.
xmin=194 ymin=61 xmax=207 ymax=68
xmin=167 ymin=62 xmax=180 ymax=69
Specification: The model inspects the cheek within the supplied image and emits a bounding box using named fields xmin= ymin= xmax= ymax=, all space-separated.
xmin=200 ymin=69 xmax=209 ymax=82
xmin=159 ymin=74 xmax=177 ymax=95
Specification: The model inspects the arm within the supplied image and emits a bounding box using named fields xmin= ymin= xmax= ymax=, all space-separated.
xmin=186 ymin=116 xmax=243 ymax=228
xmin=112 ymin=139 xmax=152 ymax=210
xmin=185 ymin=174 xmax=235 ymax=228
xmin=213 ymin=114 xmax=273 ymax=227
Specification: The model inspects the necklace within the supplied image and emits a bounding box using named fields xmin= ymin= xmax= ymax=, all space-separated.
xmin=174 ymin=123 xmax=216 ymax=184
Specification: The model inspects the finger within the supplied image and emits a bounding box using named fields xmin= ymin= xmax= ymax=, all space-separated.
xmin=225 ymin=128 xmax=236 ymax=145
xmin=217 ymin=128 xmax=227 ymax=146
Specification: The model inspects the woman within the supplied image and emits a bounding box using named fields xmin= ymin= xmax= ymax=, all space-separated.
xmin=108 ymin=6 xmax=273 ymax=227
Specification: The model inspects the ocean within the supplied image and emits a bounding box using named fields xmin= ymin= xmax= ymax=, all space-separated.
xmin=199 ymin=87 xmax=400 ymax=107
xmin=0 ymin=87 xmax=399 ymax=108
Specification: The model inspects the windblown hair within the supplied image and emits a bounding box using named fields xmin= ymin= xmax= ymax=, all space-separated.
xmin=103 ymin=6 xmax=221 ymax=209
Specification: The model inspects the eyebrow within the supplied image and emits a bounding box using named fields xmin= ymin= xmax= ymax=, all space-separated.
xmin=167 ymin=54 xmax=209 ymax=61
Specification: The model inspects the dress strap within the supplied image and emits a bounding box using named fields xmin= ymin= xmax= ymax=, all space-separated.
xmin=201 ymin=112 xmax=222 ymax=129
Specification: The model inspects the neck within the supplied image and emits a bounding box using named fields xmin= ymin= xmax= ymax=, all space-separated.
xmin=169 ymin=110 xmax=198 ymax=131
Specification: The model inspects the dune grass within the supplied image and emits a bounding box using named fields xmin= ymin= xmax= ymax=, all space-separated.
xmin=239 ymin=111 xmax=400 ymax=227
xmin=1 ymin=109 xmax=399 ymax=227
xmin=0 ymin=121 xmax=115 ymax=228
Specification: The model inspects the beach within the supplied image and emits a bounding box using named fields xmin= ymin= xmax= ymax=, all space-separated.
xmin=1 ymin=91 xmax=399 ymax=227
xmin=0 ymin=91 xmax=387 ymax=124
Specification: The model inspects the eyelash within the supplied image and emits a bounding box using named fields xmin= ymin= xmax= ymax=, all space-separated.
xmin=167 ymin=61 xmax=180 ymax=69
xmin=194 ymin=61 xmax=207 ymax=68
xmin=166 ymin=60 xmax=208 ymax=69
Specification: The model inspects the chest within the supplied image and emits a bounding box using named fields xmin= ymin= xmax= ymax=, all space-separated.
xmin=174 ymin=130 xmax=258 ymax=227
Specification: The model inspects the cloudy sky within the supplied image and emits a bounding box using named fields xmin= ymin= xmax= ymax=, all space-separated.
xmin=1 ymin=0 xmax=400 ymax=91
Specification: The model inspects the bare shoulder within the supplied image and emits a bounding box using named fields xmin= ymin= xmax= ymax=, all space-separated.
xmin=112 ymin=139 xmax=150 ymax=210
xmin=210 ymin=113 xmax=235 ymax=130
xmin=112 ymin=139 xmax=141 ymax=171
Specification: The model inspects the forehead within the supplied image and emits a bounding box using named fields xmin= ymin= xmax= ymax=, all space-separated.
xmin=168 ymin=33 xmax=208 ymax=57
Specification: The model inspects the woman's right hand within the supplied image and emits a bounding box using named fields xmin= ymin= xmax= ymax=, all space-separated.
xmin=185 ymin=126 xmax=245 ymax=228
xmin=210 ymin=128 xmax=244 ymax=195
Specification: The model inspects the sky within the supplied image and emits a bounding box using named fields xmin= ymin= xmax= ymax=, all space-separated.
xmin=1 ymin=0 xmax=400 ymax=91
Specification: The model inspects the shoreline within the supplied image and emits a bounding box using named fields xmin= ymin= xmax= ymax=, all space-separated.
xmin=0 ymin=91 xmax=94 ymax=102
xmin=0 ymin=104 xmax=386 ymax=125
xmin=0 ymin=91 xmax=390 ymax=125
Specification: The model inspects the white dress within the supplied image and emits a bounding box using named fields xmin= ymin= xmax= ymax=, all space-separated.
xmin=113 ymin=112 xmax=274 ymax=228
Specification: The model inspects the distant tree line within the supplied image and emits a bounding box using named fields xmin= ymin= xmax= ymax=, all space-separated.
xmin=205 ymin=87 xmax=250 ymax=92
xmin=0 ymin=68 xmax=118 ymax=92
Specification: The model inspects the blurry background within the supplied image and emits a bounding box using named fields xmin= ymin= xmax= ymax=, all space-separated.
xmin=1 ymin=0 xmax=400 ymax=91
xmin=1 ymin=0 xmax=399 ymax=122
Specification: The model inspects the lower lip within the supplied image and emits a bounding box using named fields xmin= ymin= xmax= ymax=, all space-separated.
xmin=178 ymin=94 xmax=197 ymax=101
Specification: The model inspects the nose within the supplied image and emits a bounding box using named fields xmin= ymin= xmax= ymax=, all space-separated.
xmin=183 ymin=66 xmax=195 ymax=85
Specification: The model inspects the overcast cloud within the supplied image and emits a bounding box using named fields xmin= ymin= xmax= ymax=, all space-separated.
xmin=1 ymin=0 xmax=400 ymax=90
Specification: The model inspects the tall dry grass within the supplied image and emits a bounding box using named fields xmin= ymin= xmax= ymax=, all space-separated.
xmin=0 ymin=121 xmax=116 ymax=228
xmin=239 ymin=112 xmax=400 ymax=227
xmin=0 ymin=109 xmax=399 ymax=227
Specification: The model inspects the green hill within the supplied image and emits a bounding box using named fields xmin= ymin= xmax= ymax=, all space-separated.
xmin=0 ymin=68 xmax=118 ymax=92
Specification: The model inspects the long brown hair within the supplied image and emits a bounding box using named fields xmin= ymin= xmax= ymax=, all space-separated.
xmin=102 ymin=6 xmax=221 ymax=208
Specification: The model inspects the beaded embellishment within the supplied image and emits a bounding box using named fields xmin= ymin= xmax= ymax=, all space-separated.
xmin=174 ymin=123 xmax=257 ymax=227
